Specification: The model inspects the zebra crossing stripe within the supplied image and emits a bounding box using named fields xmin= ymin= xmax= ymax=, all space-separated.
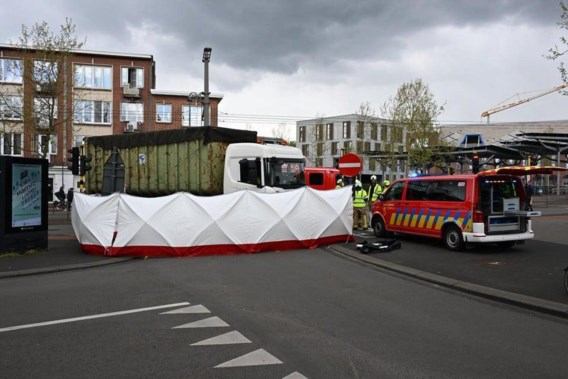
xmin=172 ymin=316 xmax=229 ymax=329
xmin=161 ymin=305 xmax=210 ymax=314
xmin=214 ymin=348 xmax=283 ymax=368
xmin=191 ymin=331 xmax=251 ymax=346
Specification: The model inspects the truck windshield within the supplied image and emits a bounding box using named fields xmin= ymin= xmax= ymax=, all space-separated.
xmin=264 ymin=158 xmax=306 ymax=189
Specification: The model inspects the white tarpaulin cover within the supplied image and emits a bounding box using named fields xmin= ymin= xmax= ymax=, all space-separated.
xmin=72 ymin=187 xmax=354 ymax=257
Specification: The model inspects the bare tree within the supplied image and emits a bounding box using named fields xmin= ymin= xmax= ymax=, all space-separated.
xmin=547 ymin=0 xmax=568 ymax=94
xmin=381 ymin=79 xmax=446 ymax=174
xmin=1 ymin=18 xmax=85 ymax=159
xmin=302 ymin=114 xmax=329 ymax=166
xmin=271 ymin=122 xmax=290 ymax=143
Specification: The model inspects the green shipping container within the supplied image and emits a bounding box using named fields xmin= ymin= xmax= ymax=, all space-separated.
xmin=83 ymin=127 xmax=257 ymax=196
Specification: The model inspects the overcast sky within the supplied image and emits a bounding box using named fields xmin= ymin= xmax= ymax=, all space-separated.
xmin=3 ymin=0 xmax=567 ymax=139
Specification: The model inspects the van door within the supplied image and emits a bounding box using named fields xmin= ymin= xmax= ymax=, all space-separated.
xmin=379 ymin=180 xmax=406 ymax=233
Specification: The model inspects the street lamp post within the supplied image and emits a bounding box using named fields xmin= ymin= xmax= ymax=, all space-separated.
xmin=202 ymin=47 xmax=212 ymax=127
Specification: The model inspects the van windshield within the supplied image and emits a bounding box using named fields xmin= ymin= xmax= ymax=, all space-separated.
xmin=478 ymin=176 xmax=523 ymax=214
xmin=264 ymin=158 xmax=306 ymax=189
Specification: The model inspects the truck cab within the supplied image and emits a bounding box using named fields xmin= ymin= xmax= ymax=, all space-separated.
xmin=223 ymin=143 xmax=306 ymax=194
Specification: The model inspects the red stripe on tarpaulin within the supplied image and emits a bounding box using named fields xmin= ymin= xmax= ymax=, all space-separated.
xmin=79 ymin=234 xmax=355 ymax=257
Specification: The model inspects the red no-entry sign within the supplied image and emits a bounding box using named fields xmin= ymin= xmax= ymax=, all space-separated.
xmin=338 ymin=153 xmax=362 ymax=177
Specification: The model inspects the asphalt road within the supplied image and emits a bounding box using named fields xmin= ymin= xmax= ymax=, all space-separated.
xmin=1 ymin=248 xmax=567 ymax=378
xmin=344 ymin=215 xmax=568 ymax=306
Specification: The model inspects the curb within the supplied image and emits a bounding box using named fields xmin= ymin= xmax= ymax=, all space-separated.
xmin=329 ymin=244 xmax=568 ymax=319
xmin=0 ymin=257 xmax=135 ymax=279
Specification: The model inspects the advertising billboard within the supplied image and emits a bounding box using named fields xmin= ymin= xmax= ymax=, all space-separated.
xmin=0 ymin=156 xmax=48 ymax=253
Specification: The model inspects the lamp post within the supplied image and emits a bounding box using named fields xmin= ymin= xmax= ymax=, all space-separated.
xmin=202 ymin=47 xmax=212 ymax=127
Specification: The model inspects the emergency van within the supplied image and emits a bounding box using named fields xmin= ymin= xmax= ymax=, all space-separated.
xmin=370 ymin=167 xmax=564 ymax=251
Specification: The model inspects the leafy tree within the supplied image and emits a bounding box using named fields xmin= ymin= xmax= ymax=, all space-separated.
xmin=547 ymin=1 xmax=568 ymax=93
xmin=1 ymin=18 xmax=85 ymax=159
xmin=380 ymin=79 xmax=447 ymax=174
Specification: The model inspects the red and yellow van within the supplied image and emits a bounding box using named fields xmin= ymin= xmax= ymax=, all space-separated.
xmin=370 ymin=167 xmax=564 ymax=251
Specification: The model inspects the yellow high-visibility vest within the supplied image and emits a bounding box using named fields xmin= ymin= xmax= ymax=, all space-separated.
xmin=353 ymin=189 xmax=367 ymax=208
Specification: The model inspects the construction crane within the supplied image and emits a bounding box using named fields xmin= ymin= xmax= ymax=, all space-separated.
xmin=481 ymin=83 xmax=568 ymax=123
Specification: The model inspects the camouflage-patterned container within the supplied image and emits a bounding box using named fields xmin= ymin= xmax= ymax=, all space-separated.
xmin=83 ymin=127 xmax=257 ymax=196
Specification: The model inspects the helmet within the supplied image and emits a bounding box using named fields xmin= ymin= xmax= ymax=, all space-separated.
xmin=336 ymin=179 xmax=343 ymax=184
xmin=355 ymin=180 xmax=362 ymax=187
xmin=370 ymin=175 xmax=377 ymax=181
xmin=383 ymin=179 xmax=391 ymax=186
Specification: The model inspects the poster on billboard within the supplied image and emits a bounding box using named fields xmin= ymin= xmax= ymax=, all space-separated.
xmin=11 ymin=163 xmax=43 ymax=227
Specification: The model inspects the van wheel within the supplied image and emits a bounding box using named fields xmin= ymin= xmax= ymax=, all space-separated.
xmin=496 ymin=241 xmax=516 ymax=249
xmin=372 ymin=217 xmax=387 ymax=238
xmin=444 ymin=225 xmax=465 ymax=251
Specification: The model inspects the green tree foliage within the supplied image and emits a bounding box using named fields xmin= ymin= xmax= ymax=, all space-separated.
xmin=381 ymin=79 xmax=447 ymax=174
xmin=547 ymin=1 xmax=568 ymax=93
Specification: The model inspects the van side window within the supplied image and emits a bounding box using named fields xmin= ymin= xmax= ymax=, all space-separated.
xmin=425 ymin=180 xmax=466 ymax=202
xmin=385 ymin=182 xmax=404 ymax=201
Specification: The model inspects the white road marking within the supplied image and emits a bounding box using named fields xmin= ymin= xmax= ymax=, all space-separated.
xmin=215 ymin=348 xmax=283 ymax=368
xmin=0 ymin=302 xmax=190 ymax=333
xmin=160 ymin=304 xmax=210 ymax=314
xmin=173 ymin=316 xmax=229 ymax=329
xmin=282 ymin=372 xmax=309 ymax=379
xmin=191 ymin=330 xmax=251 ymax=346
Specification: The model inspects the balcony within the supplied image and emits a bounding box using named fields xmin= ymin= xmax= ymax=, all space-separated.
xmin=122 ymin=85 xmax=140 ymax=98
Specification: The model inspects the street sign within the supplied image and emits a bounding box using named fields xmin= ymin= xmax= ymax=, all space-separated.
xmin=338 ymin=153 xmax=362 ymax=177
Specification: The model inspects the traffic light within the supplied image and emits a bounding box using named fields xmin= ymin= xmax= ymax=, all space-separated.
xmin=472 ymin=155 xmax=480 ymax=174
xmin=79 ymin=155 xmax=92 ymax=176
xmin=67 ymin=147 xmax=79 ymax=175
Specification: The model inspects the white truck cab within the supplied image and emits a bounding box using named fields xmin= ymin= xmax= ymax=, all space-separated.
xmin=223 ymin=143 xmax=306 ymax=194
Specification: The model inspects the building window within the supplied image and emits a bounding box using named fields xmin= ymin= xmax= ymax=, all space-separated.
xmin=301 ymin=144 xmax=309 ymax=156
xmin=75 ymin=100 xmax=111 ymax=124
xmin=121 ymin=102 xmax=144 ymax=123
xmin=121 ymin=67 xmax=144 ymax=88
xmin=34 ymin=133 xmax=57 ymax=156
xmin=364 ymin=141 xmax=371 ymax=152
xmin=316 ymin=142 xmax=324 ymax=156
xmin=381 ymin=124 xmax=388 ymax=141
xmin=34 ymin=60 xmax=58 ymax=86
xmin=357 ymin=141 xmax=364 ymax=154
xmin=369 ymin=157 xmax=376 ymax=171
xmin=75 ymin=65 xmax=112 ymax=89
xmin=299 ymin=126 xmax=306 ymax=142
xmin=315 ymin=124 xmax=324 ymax=141
xmin=371 ymin=123 xmax=378 ymax=140
xmin=0 ymin=58 xmax=23 ymax=83
xmin=331 ymin=142 xmax=338 ymax=155
xmin=326 ymin=123 xmax=334 ymax=140
xmin=0 ymin=96 xmax=23 ymax=120
xmin=315 ymin=158 xmax=323 ymax=167
xmin=343 ymin=140 xmax=352 ymax=152
xmin=34 ymin=98 xmax=58 ymax=128
xmin=357 ymin=121 xmax=364 ymax=139
xmin=156 ymin=103 xmax=172 ymax=123
xmin=182 ymin=105 xmax=204 ymax=127
xmin=342 ymin=121 xmax=351 ymax=139
xmin=1 ymin=133 xmax=23 ymax=155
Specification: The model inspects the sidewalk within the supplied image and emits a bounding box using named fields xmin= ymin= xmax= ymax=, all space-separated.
xmin=0 ymin=210 xmax=132 ymax=278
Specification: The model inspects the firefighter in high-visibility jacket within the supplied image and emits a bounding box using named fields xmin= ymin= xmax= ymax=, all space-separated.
xmin=353 ymin=179 xmax=369 ymax=230
xmin=368 ymin=175 xmax=383 ymax=210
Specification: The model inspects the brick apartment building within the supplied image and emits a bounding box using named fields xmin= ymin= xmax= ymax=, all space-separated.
xmin=0 ymin=44 xmax=222 ymax=193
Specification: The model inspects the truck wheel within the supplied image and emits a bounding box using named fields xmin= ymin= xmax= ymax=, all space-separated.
xmin=443 ymin=225 xmax=465 ymax=251
xmin=372 ymin=217 xmax=387 ymax=238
